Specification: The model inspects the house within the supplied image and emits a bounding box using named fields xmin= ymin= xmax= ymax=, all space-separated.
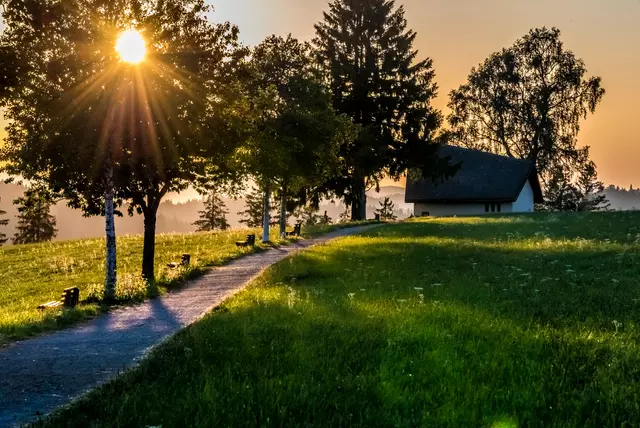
xmin=405 ymin=145 xmax=544 ymax=217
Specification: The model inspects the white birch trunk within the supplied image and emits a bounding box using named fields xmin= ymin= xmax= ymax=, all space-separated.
xmin=104 ymin=161 xmax=117 ymax=300
xmin=262 ymin=185 xmax=271 ymax=243
xmin=279 ymin=185 xmax=287 ymax=238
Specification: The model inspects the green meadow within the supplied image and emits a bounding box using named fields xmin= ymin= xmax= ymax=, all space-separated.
xmin=0 ymin=223 xmax=366 ymax=345
xmin=39 ymin=212 xmax=640 ymax=427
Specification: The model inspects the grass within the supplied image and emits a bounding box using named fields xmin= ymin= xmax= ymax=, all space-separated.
xmin=0 ymin=222 xmax=375 ymax=346
xmin=37 ymin=212 xmax=640 ymax=427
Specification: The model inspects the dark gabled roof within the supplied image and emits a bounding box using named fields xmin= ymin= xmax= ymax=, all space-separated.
xmin=405 ymin=145 xmax=544 ymax=204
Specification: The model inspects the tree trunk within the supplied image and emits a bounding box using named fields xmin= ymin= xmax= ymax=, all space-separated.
xmin=104 ymin=161 xmax=117 ymax=301
xmin=351 ymin=176 xmax=367 ymax=221
xmin=279 ymin=184 xmax=287 ymax=238
xmin=142 ymin=206 xmax=158 ymax=281
xmin=262 ymin=185 xmax=271 ymax=243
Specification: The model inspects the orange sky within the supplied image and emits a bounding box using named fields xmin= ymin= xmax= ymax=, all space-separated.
xmin=212 ymin=0 xmax=640 ymax=187
xmin=1 ymin=1 xmax=638 ymax=189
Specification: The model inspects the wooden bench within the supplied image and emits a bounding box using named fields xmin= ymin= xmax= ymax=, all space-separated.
xmin=236 ymin=234 xmax=256 ymax=247
xmin=38 ymin=287 xmax=80 ymax=310
xmin=286 ymin=223 xmax=302 ymax=237
xmin=167 ymin=253 xmax=191 ymax=269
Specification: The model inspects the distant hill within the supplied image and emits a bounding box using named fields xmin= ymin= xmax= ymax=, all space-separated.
xmin=604 ymin=186 xmax=640 ymax=211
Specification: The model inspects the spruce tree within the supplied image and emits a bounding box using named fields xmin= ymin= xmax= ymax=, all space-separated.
xmin=0 ymin=199 xmax=8 ymax=246
xmin=314 ymin=0 xmax=450 ymax=221
xmin=13 ymin=189 xmax=57 ymax=245
xmin=376 ymin=197 xmax=397 ymax=220
xmin=238 ymin=187 xmax=278 ymax=228
xmin=193 ymin=191 xmax=230 ymax=232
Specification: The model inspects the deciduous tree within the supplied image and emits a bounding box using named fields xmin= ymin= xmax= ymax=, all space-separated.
xmin=0 ymin=0 xmax=247 ymax=287
xmin=314 ymin=0 xmax=451 ymax=220
xmin=244 ymin=35 xmax=354 ymax=239
xmin=448 ymin=27 xmax=605 ymax=186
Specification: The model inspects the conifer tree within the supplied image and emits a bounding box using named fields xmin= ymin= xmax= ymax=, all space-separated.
xmin=13 ymin=189 xmax=57 ymax=245
xmin=0 ymin=199 xmax=8 ymax=246
xmin=314 ymin=0 xmax=451 ymax=221
xmin=376 ymin=197 xmax=397 ymax=220
xmin=238 ymin=187 xmax=278 ymax=228
xmin=193 ymin=191 xmax=230 ymax=232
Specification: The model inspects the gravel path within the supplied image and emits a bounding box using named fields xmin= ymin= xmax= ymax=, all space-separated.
xmin=0 ymin=225 xmax=379 ymax=427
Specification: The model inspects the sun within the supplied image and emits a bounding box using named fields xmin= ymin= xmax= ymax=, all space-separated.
xmin=115 ymin=29 xmax=146 ymax=64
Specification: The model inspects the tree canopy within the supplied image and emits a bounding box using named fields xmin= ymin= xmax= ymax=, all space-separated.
xmin=0 ymin=0 xmax=247 ymax=279
xmin=314 ymin=0 xmax=451 ymax=220
xmin=243 ymin=35 xmax=355 ymax=236
xmin=448 ymin=27 xmax=605 ymax=186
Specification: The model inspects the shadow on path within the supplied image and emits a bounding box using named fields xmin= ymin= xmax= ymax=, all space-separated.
xmin=0 ymin=225 xmax=380 ymax=427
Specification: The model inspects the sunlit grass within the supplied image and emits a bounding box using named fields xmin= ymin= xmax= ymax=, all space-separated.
xmin=0 ymin=223 xmax=369 ymax=346
xmin=39 ymin=212 xmax=640 ymax=427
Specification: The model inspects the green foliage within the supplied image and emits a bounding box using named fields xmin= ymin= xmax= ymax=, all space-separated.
xmin=12 ymin=188 xmax=57 ymax=245
xmin=295 ymin=205 xmax=322 ymax=227
xmin=243 ymin=35 xmax=354 ymax=229
xmin=237 ymin=186 xmax=278 ymax=228
xmin=193 ymin=190 xmax=230 ymax=232
xmin=375 ymin=197 xmax=397 ymax=220
xmin=544 ymin=158 xmax=610 ymax=212
xmin=448 ymin=27 xmax=605 ymax=186
xmin=0 ymin=0 xmax=248 ymax=280
xmin=40 ymin=213 xmax=640 ymax=427
xmin=314 ymin=0 xmax=451 ymax=220
xmin=0 ymin=199 xmax=8 ymax=246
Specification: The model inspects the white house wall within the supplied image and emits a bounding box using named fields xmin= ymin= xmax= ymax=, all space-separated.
xmin=512 ymin=180 xmax=534 ymax=213
xmin=413 ymin=203 xmax=514 ymax=217
xmin=412 ymin=179 xmax=536 ymax=217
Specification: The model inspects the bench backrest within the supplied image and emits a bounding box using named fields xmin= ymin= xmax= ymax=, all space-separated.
xmin=62 ymin=287 xmax=80 ymax=308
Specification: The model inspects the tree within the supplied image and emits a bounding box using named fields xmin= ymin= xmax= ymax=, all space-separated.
xmin=448 ymin=27 xmax=605 ymax=185
xmin=243 ymin=35 xmax=353 ymax=240
xmin=319 ymin=211 xmax=332 ymax=225
xmin=12 ymin=188 xmax=57 ymax=244
xmin=237 ymin=186 xmax=278 ymax=228
xmin=0 ymin=200 xmax=8 ymax=246
xmin=296 ymin=205 xmax=322 ymax=227
xmin=193 ymin=191 xmax=230 ymax=232
xmin=0 ymin=0 xmax=247 ymax=287
xmin=314 ymin=0 xmax=451 ymax=221
xmin=543 ymin=151 xmax=610 ymax=212
xmin=375 ymin=197 xmax=397 ymax=220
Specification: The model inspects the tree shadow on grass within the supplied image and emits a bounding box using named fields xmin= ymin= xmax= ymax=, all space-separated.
xmin=40 ymin=276 xmax=640 ymax=428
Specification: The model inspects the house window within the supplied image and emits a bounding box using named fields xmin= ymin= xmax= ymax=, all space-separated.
xmin=485 ymin=204 xmax=490 ymax=213
xmin=497 ymin=203 xmax=502 ymax=213
xmin=491 ymin=204 xmax=496 ymax=213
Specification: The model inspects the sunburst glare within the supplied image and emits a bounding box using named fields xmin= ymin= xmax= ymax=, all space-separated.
xmin=116 ymin=29 xmax=146 ymax=64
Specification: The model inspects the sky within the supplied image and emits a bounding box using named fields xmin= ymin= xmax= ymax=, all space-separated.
xmin=210 ymin=0 xmax=640 ymax=188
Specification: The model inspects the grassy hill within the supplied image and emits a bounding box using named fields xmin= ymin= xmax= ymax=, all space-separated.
xmin=40 ymin=212 xmax=640 ymax=427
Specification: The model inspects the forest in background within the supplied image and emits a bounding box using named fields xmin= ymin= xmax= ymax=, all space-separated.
xmin=0 ymin=182 xmax=411 ymax=243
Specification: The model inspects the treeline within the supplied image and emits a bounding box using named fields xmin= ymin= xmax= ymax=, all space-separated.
xmin=0 ymin=0 xmax=606 ymax=298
